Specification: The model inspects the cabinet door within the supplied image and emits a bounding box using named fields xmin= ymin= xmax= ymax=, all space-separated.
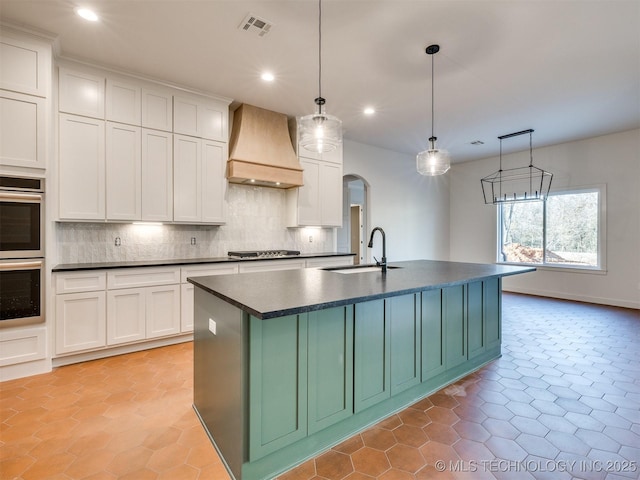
xmin=107 ymin=288 xmax=146 ymax=345
xmin=354 ymin=299 xmax=390 ymax=412
xmin=0 ymin=90 xmax=45 ymax=170
xmin=146 ymin=285 xmax=181 ymax=338
xmin=249 ymin=314 xmax=308 ymax=461
xmin=173 ymin=134 xmax=201 ymax=222
xmin=319 ymin=162 xmax=343 ymax=226
xmin=142 ymin=88 xmax=172 ymax=131
xmin=106 ymin=78 xmax=141 ymax=125
xmin=484 ymin=278 xmax=501 ymax=350
xmin=173 ymin=95 xmax=200 ymax=137
xmin=1 ymin=33 xmax=50 ymax=97
xmin=443 ymin=285 xmax=466 ymax=369
xmin=467 ymin=281 xmax=485 ymax=359
xmin=308 ymin=306 xmax=353 ymax=434
xmin=59 ymin=68 xmax=105 ymax=118
xmin=421 ymin=289 xmax=445 ymax=380
xmin=56 ymin=291 xmax=106 ymax=354
xmin=59 ymin=114 xmax=105 ymax=220
xmin=201 ymin=139 xmax=226 ymax=224
xmin=298 ymin=142 xmax=342 ymax=165
xmin=173 ymin=94 xmax=227 ymax=141
xmin=141 ymin=129 xmax=173 ymax=221
xmin=106 ymin=122 xmax=141 ymax=221
xmin=389 ymin=294 xmax=420 ymax=395
xmin=297 ymin=158 xmax=321 ymax=226
xmin=180 ymin=283 xmax=194 ymax=333
xmin=200 ymin=100 xmax=228 ymax=141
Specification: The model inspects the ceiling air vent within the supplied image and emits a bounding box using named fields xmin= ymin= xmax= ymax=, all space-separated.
xmin=239 ymin=13 xmax=273 ymax=37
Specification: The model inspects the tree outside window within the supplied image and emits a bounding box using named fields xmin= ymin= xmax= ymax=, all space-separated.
xmin=498 ymin=189 xmax=601 ymax=268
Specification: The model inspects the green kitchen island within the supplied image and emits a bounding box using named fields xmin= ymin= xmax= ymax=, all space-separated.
xmin=190 ymin=260 xmax=534 ymax=480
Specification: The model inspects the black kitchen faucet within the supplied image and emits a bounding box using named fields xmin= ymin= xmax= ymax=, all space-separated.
xmin=367 ymin=227 xmax=387 ymax=273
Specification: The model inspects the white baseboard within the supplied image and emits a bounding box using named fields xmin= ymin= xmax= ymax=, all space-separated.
xmin=503 ymin=286 xmax=640 ymax=310
xmin=52 ymin=334 xmax=193 ymax=368
xmin=0 ymin=358 xmax=52 ymax=382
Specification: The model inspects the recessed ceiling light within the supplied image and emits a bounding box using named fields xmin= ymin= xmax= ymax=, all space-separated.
xmin=364 ymin=107 xmax=375 ymax=115
xmin=76 ymin=7 xmax=99 ymax=22
xmin=261 ymin=72 xmax=275 ymax=82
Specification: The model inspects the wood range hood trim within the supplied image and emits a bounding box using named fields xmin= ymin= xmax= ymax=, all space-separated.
xmin=227 ymin=103 xmax=303 ymax=189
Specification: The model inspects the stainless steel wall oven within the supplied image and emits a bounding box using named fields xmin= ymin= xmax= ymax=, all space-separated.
xmin=0 ymin=175 xmax=45 ymax=326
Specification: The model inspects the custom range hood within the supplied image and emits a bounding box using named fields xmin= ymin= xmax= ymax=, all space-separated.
xmin=227 ymin=104 xmax=303 ymax=188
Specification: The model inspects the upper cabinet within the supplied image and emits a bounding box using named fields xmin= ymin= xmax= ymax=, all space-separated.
xmin=142 ymin=87 xmax=173 ymax=132
xmin=287 ymin=145 xmax=343 ymax=228
xmin=173 ymin=94 xmax=228 ymax=141
xmin=56 ymin=63 xmax=231 ymax=224
xmin=59 ymin=68 xmax=105 ymax=119
xmin=0 ymin=29 xmax=51 ymax=174
xmin=0 ymin=32 xmax=51 ymax=98
xmin=106 ymin=78 xmax=141 ymax=125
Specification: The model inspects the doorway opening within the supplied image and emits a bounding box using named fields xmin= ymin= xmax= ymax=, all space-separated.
xmin=337 ymin=175 xmax=369 ymax=265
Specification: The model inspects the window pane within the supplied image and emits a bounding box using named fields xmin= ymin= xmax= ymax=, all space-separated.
xmin=499 ymin=202 xmax=544 ymax=263
xmin=546 ymin=192 xmax=598 ymax=267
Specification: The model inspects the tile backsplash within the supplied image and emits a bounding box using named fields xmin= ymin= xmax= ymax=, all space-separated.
xmin=55 ymin=185 xmax=336 ymax=264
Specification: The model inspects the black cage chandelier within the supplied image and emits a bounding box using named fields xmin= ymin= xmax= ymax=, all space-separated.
xmin=481 ymin=129 xmax=552 ymax=204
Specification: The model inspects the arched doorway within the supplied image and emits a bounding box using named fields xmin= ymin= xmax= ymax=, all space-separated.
xmin=337 ymin=175 xmax=369 ymax=265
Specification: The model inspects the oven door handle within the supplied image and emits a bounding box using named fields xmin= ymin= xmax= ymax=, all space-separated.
xmin=0 ymin=192 xmax=43 ymax=203
xmin=0 ymin=260 xmax=44 ymax=270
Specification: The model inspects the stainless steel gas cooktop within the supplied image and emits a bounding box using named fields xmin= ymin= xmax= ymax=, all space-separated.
xmin=227 ymin=250 xmax=301 ymax=259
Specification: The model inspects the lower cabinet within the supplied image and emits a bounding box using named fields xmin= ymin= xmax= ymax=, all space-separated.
xmin=354 ymin=299 xmax=390 ymax=412
xmin=107 ymin=284 xmax=180 ymax=345
xmin=307 ymin=306 xmax=354 ymax=434
xmin=444 ymin=285 xmax=467 ymax=369
xmin=421 ymin=289 xmax=445 ymax=380
xmin=249 ymin=314 xmax=308 ymax=461
xmin=55 ymin=291 xmax=107 ymax=354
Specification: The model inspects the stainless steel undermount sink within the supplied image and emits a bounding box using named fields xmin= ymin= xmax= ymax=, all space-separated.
xmin=323 ymin=264 xmax=402 ymax=274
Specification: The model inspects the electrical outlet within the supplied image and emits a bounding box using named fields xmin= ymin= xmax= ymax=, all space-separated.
xmin=115 ymin=237 xmax=121 ymax=246
xmin=309 ymin=235 xmax=313 ymax=243
xmin=208 ymin=318 xmax=216 ymax=335
xmin=191 ymin=237 xmax=196 ymax=245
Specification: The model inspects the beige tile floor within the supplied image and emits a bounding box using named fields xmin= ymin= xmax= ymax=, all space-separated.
xmin=1 ymin=293 xmax=639 ymax=480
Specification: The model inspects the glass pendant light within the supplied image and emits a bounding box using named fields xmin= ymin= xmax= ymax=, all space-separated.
xmin=417 ymin=44 xmax=450 ymax=176
xmin=299 ymin=0 xmax=342 ymax=154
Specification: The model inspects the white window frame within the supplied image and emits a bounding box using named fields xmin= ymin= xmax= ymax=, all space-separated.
xmin=497 ymin=184 xmax=606 ymax=273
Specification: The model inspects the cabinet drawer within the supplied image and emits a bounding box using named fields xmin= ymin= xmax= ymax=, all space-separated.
xmin=181 ymin=263 xmax=238 ymax=283
xmin=55 ymin=271 xmax=107 ymax=294
xmin=238 ymin=259 xmax=306 ymax=273
xmin=107 ymin=267 xmax=180 ymax=289
xmin=305 ymin=256 xmax=354 ymax=269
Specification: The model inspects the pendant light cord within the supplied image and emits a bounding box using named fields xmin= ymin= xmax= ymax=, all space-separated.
xmin=317 ymin=0 xmax=322 ymax=113
xmin=431 ymin=51 xmax=434 ymax=142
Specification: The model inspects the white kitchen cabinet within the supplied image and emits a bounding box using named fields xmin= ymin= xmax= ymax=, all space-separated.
xmin=180 ymin=263 xmax=239 ymax=332
xmin=173 ymin=134 xmax=226 ymax=224
xmin=142 ymin=87 xmax=172 ymax=131
xmin=201 ymin=139 xmax=227 ymax=224
xmin=146 ymin=285 xmax=181 ymax=338
xmin=295 ymin=143 xmax=342 ymax=164
xmin=305 ymin=256 xmax=354 ymax=269
xmin=106 ymin=122 xmax=141 ymax=221
xmin=107 ymin=288 xmax=146 ymax=345
xmin=173 ymin=134 xmax=201 ymax=222
xmin=141 ymin=128 xmax=173 ymax=221
xmin=238 ymin=258 xmax=307 ymax=273
xmin=0 ymin=90 xmax=46 ymax=170
xmin=58 ymin=67 xmax=105 ymax=119
xmin=106 ymin=78 xmax=141 ymax=125
xmin=58 ymin=113 xmax=105 ymax=220
xmin=107 ymin=284 xmax=180 ymax=344
xmin=173 ymin=94 xmax=228 ymax=141
xmin=0 ymin=32 xmax=51 ymax=97
xmin=287 ymin=158 xmax=343 ymax=227
xmin=55 ymin=291 xmax=107 ymax=354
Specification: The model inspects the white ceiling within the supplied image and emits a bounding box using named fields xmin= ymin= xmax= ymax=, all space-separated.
xmin=2 ymin=0 xmax=639 ymax=162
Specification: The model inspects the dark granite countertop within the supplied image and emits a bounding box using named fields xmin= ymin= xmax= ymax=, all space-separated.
xmin=52 ymin=252 xmax=354 ymax=272
xmin=189 ymin=259 xmax=535 ymax=319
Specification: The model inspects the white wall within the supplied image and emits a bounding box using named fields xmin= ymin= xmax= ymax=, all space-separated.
xmin=343 ymin=139 xmax=450 ymax=262
xmin=450 ymin=129 xmax=640 ymax=308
